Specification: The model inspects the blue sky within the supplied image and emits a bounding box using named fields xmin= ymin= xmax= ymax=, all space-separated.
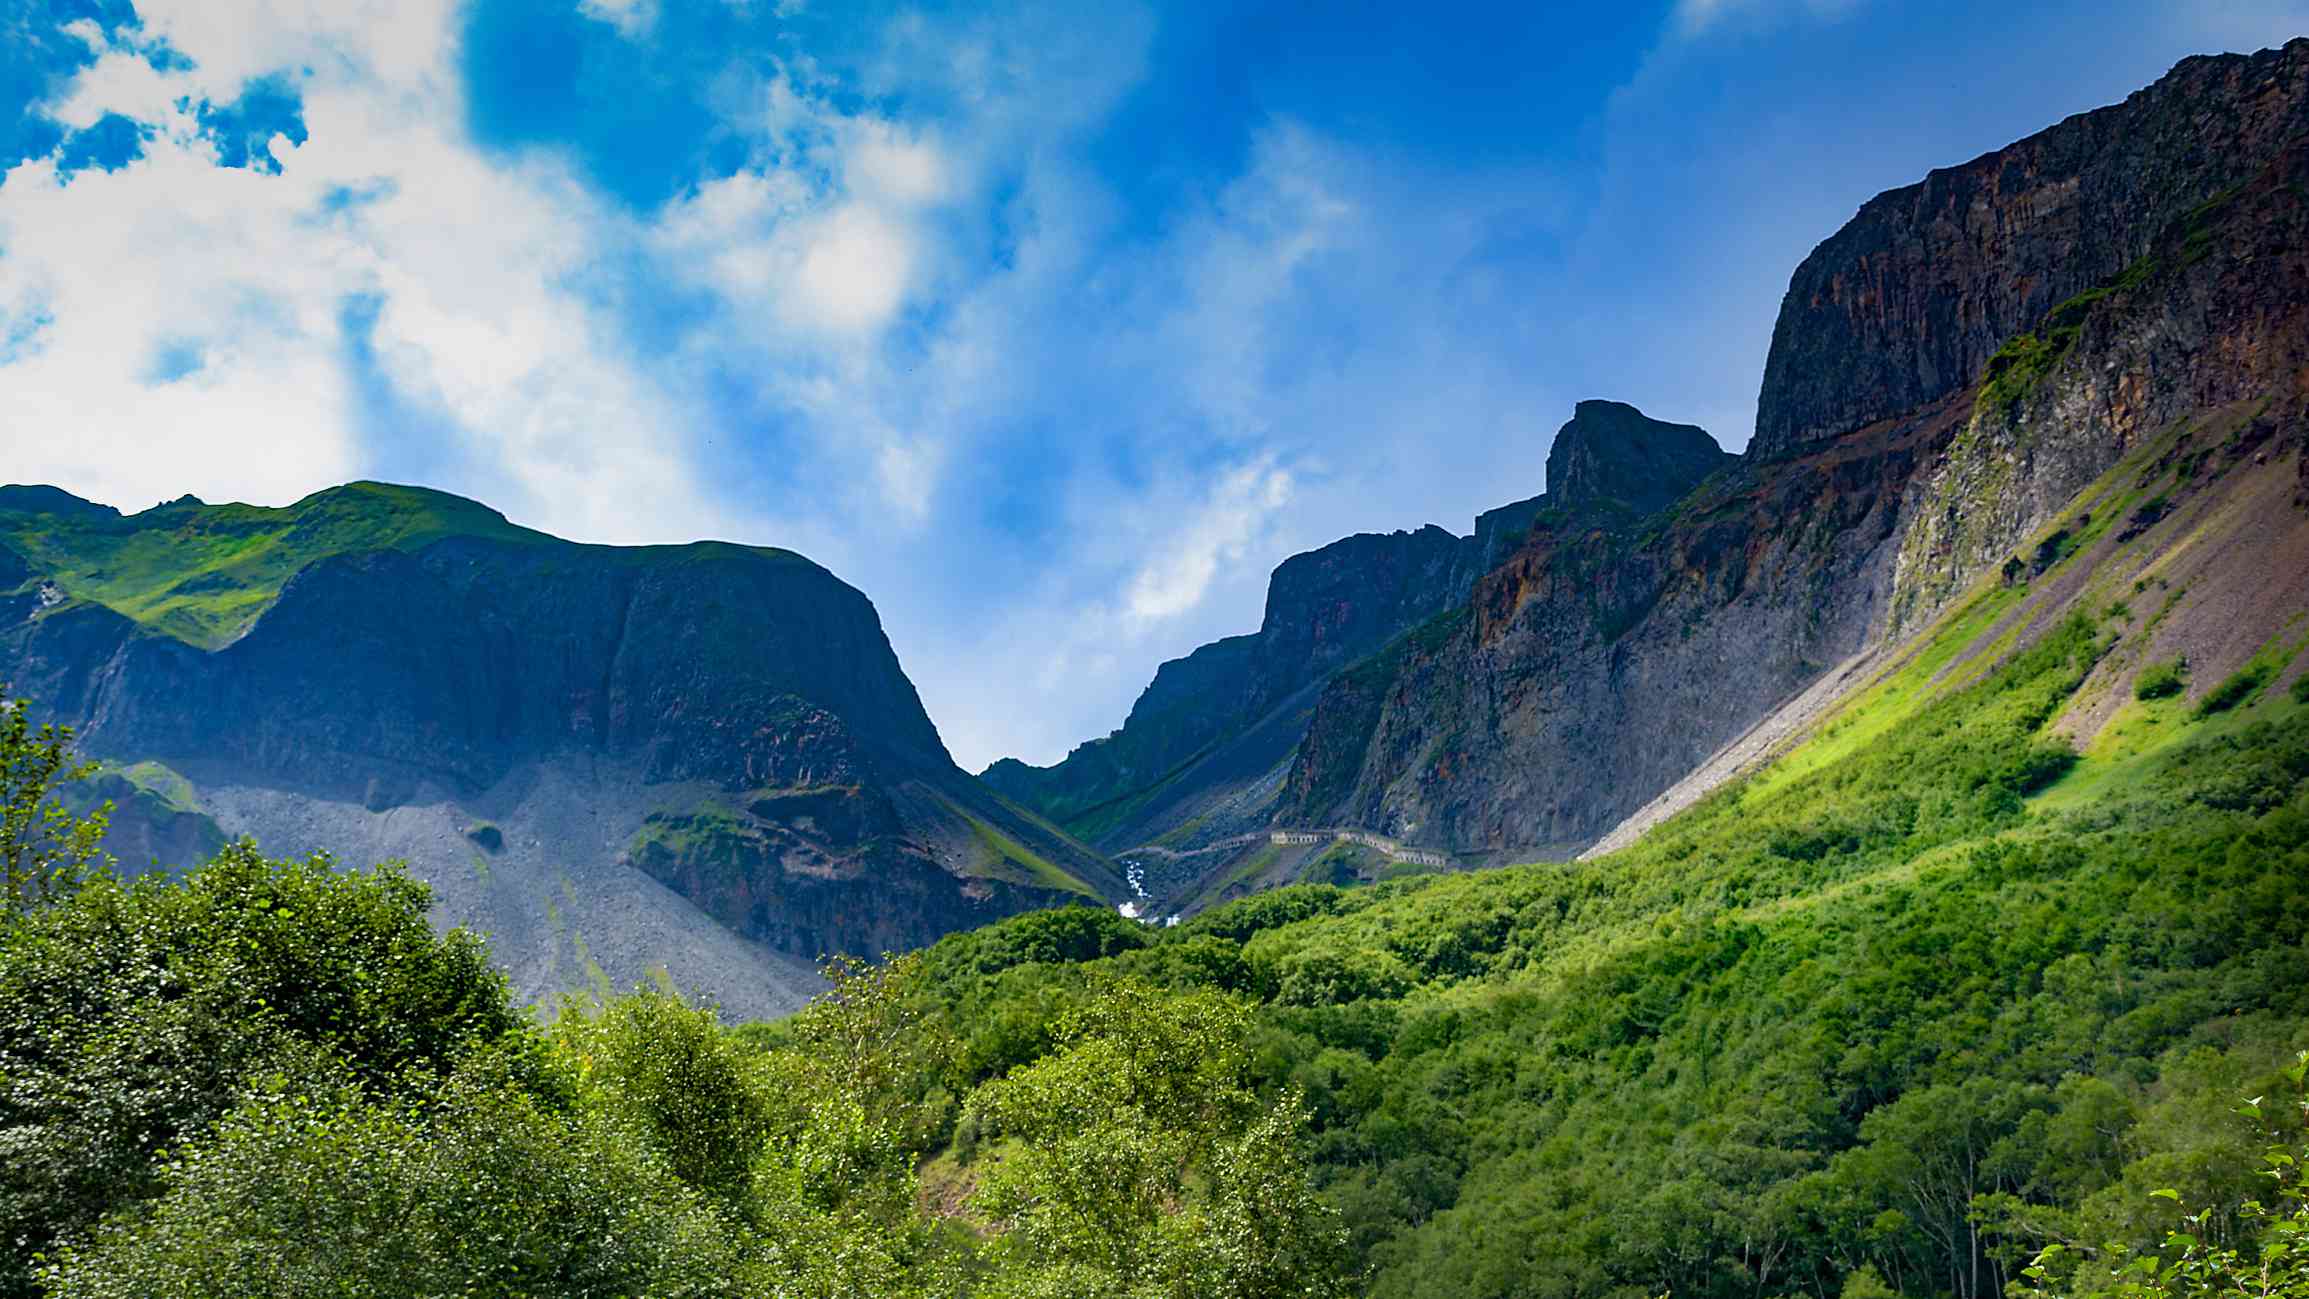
xmin=1 ymin=0 xmax=2303 ymax=769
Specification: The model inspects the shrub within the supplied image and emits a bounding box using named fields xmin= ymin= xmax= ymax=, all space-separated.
xmin=2134 ymin=657 xmax=2187 ymax=701
xmin=42 ymin=1053 xmax=741 ymax=1299
xmin=2195 ymin=664 xmax=2272 ymax=717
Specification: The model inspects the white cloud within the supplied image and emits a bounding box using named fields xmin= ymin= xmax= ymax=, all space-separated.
xmin=577 ymin=0 xmax=656 ymax=38
xmin=845 ymin=123 xmax=950 ymax=207
xmin=0 ymin=1 xmax=743 ymax=546
xmin=791 ymin=203 xmax=918 ymax=336
xmin=1123 ymin=458 xmax=1293 ymax=623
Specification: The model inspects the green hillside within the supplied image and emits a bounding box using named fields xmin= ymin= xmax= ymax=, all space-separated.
xmin=910 ymin=591 xmax=2309 ymax=1299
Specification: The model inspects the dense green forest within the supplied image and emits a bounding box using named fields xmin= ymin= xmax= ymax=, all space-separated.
xmin=3 ymin=601 xmax=2306 ymax=1298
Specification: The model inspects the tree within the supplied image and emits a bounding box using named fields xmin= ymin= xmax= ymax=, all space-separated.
xmin=0 ymin=691 xmax=110 ymax=915
xmin=964 ymin=977 xmax=1351 ymax=1299
xmin=2017 ymin=1051 xmax=2309 ymax=1299
xmin=41 ymin=1048 xmax=745 ymax=1299
xmin=0 ymin=843 xmax=518 ymax=1296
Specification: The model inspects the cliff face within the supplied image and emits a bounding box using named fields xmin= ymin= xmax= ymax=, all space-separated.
xmin=1280 ymin=409 xmax=1924 ymax=856
xmin=1280 ymin=39 xmax=2309 ymax=866
xmin=0 ymin=486 xmax=1121 ymax=1016
xmin=1544 ymin=400 xmax=1733 ymax=521
xmin=1755 ymin=40 xmax=2309 ymax=461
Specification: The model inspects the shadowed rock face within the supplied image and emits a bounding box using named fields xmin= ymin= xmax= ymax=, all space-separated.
xmin=982 ymin=523 xmax=1473 ymax=845
xmin=31 ymin=538 xmax=951 ymax=805
xmin=0 ymin=489 xmax=1120 ymax=1014
xmin=1754 ymin=39 xmax=2309 ymax=462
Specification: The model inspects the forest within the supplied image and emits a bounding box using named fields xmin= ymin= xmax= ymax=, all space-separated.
xmin=2 ymin=604 xmax=2306 ymax=1298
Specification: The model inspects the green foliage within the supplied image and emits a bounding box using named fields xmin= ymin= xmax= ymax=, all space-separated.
xmin=927 ymin=904 xmax=1152 ymax=979
xmin=2294 ymin=673 xmax=2309 ymax=706
xmin=43 ymin=1049 xmax=742 ymax=1299
xmin=2198 ymin=663 xmax=2274 ymax=717
xmin=2016 ymin=1051 xmax=2309 ymax=1299
xmin=552 ymin=990 xmax=773 ymax=1203
xmin=0 ymin=747 xmax=1352 ymax=1299
xmin=904 ymin=607 xmax=2309 ymax=1299
xmin=963 ymin=978 xmax=1349 ymax=1299
xmin=0 ymin=840 xmax=521 ymax=1295
xmin=2137 ymin=657 xmax=2189 ymax=701
xmin=1977 ymin=259 xmax=2156 ymax=420
xmin=7 ymin=595 xmax=2305 ymax=1299
xmin=0 ymin=694 xmax=110 ymax=915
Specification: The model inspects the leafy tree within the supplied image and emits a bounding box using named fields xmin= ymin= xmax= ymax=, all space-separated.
xmin=2016 ymin=1051 xmax=2309 ymax=1299
xmin=964 ymin=978 xmax=1350 ymax=1299
xmin=0 ymin=843 xmax=519 ymax=1294
xmin=0 ymin=692 xmax=109 ymax=915
xmin=552 ymin=987 xmax=773 ymax=1204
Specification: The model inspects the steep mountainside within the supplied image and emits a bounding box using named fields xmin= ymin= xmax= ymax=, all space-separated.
xmin=1278 ymin=38 xmax=2309 ymax=869
xmin=0 ymin=483 xmax=1123 ymax=1017
xmin=984 ymin=401 xmax=1729 ymax=900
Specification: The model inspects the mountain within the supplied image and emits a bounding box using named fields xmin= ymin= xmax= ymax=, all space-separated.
xmin=899 ymin=40 xmax=2309 ymax=1299
xmin=1273 ymin=38 xmax=2309 ymax=873
xmin=983 ymin=399 xmax=1731 ymax=902
xmin=0 ymin=482 xmax=1123 ymax=1018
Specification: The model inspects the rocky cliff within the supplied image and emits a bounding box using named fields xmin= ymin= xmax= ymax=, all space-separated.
xmin=1278 ymin=38 xmax=2309 ymax=869
xmin=1754 ymin=41 xmax=2309 ymax=461
xmin=0 ymin=484 xmax=1123 ymax=1017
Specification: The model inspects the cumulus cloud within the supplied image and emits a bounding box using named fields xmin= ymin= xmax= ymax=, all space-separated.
xmin=0 ymin=0 xmax=745 ymax=544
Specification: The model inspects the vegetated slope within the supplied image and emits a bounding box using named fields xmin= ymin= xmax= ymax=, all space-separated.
xmin=1280 ymin=38 xmax=2309 ymax=867
xmin=911 ymin=562 xmax=2309 ymax=1299
xmin=0 ymin=484 xmax=1123 ymax=1018
xmin=985 ymin=400 xmax=1730 ymax=905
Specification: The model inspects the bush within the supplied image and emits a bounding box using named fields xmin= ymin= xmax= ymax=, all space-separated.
xmin=2134 ymin=657 xmax=2187 ymax=701
xmin=2293 ymin=672 xmax=2309 ymax=706
xmin=2195 ymin=663 xmax=2272 ymax=717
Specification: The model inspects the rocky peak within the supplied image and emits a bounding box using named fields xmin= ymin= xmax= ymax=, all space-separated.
xmin=1753 ymin=38 xmax=2309 ymax=461
xmin=1544 ymin=400 xmax=1731 ymax=518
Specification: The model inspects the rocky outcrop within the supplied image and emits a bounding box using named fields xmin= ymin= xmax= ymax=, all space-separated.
xmin=1544 ymin=400 xmax=1733 ymax=520
xmin=0 ymin=486 xmax=1121 ymax=1015
xmin=983 ymin=523 xmax=1475 ymax=847
xmin=1280 ymin=408 xmax=1932 ymax=857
